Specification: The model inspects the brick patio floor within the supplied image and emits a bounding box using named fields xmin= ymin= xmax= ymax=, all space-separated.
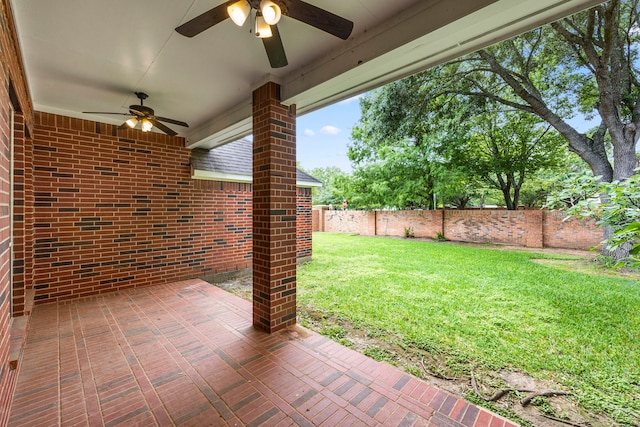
xmin=7 ymin=279 xmax=518 ymax=426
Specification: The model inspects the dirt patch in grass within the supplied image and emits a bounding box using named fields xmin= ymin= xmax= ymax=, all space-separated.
xmin=531 ymin=257 xmax=640 ymax=280
xmin=202 ymin=269 xmax=253 ymax=300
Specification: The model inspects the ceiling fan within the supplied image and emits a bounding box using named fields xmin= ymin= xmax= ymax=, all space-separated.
xmin=83 ymin=92 xmax=189 ymax=136
xmin=175 ymin=0 xmax=354 ymax=68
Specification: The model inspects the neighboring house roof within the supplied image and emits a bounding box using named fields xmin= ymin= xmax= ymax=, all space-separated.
xmin=190 ymin=138 xmax=322 ymax=188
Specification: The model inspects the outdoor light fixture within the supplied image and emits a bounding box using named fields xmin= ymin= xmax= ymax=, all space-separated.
xmin=254 ymin=12 xmax=272 ymax=38
xmin=125 ymin=117 xmax=138 ymax=128
xmin=141 ymin=118 xmax=153 ymax=132
xmin=227 ymin=0 xmax=280 ymax=38
xmin=227 ymin=0 xmax=251 ymax=26
xmin=260 ymin=0 xmax=281 ymax=25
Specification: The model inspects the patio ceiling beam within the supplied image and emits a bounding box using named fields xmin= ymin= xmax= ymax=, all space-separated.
xmin=185 ymin=0 xmax=604 ymax=150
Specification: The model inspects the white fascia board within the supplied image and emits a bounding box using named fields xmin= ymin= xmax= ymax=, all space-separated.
xmin=297 ymin=180 xmax=322 ymax=188
xmin=191 ymin=169 xmax=321 ymax=188
xmin=191 ymin=169 xmax=252 ymax=183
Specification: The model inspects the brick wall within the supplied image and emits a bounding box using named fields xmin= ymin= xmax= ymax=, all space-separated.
xmin=325 ymin=210 xmax=372 ymax=235
xmin=29 ymin=111 xmax=313 ymax=306
xmin=31 ymin=111 xmax=253 ymax=303
xmin=543 ymin=209 xmax=602 ymax=249
xmin=0 ymin=65 xmax=12 ymax=427
xmin=376 ymin=210 xmax=443 ymax=238
xmin=445 ymin=209 xmax=530 ymax=246
xmin=1 ymin=0 xmax=34 ymax=423
xmin=10 ymin=112 xmax=30 ymax=317
xmin=316 ymin=208 xmax=601 ymax=250
xmin=312 ymin=207 xmax=321 ymax=232
xmin=296 ymin=187 xmax=313 ymax=259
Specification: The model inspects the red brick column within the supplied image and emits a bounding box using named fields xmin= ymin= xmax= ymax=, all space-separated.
xmin=252 ymin=82 xmax=297 ymax=333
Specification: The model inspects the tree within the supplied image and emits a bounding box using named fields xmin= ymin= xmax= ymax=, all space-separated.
xmin=306 ymin=166 xmax=348 ymax=206
xmin=352 ymin=0 xmax=640 ymax=256
xmin=471 ymin=0 xmax=640 ymax=183
xmin=345 ymin=139 xmax=438 ymax=209
xmin=358 ymin=0 xmax=640 ymax=182
xmin=448 ymin=108 xmax=567 ymax=209
xmin=351 ymin=87 xmax=567 ymax=209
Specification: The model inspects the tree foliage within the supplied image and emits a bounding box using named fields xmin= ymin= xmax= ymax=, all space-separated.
xmin=350 ymin=78 xmax=568 ymax=209
xmin=448 ymin=108 xmax=567 ymax=209
xmin=352 ymin=0 xmax=640 ymax=187
xmin=347 ymin=131 xmax=437 ymax=209
xmin=347 ymin=0 xmax=640 ymax=261
xmin=463 ymin=0 xmax=640 ymax=182
xmin=547 ymin=168 xmax=640 ymax=265
xmin=306 ymin=166 xmax=348 ymax=206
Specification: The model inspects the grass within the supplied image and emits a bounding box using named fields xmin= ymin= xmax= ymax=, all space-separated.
xmin=297 ymin=233 xmax=640 ymax=425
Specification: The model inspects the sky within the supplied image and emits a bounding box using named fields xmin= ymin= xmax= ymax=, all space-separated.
xmin=296 ymin=95 xmax=363 ymax=173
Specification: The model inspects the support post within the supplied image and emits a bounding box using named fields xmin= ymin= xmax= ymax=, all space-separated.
xmin=252 ymin=82 xmax=297 ymax=333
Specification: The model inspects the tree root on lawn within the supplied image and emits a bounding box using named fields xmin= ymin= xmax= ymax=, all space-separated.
xmin=541 ymin=414 xmax=592 ymax=427
xmin=419 ymin=357 xmax=458 ymax=381
xmin=470 ymin=371 xmax=570 ymax=404
xmin=521 ymin=390 xmax=571 ymax=406
xmin=470 ymin=371 xmax=533 ymax=402
xmin=470 ymin=371 xmax=580 ymax=425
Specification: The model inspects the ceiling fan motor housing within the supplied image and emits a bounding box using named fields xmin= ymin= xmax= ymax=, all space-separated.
xmin=130 ymin=105 xmax=154 ymax=117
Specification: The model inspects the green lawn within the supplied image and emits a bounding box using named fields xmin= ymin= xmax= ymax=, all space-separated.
xmin=297 ymin=233 xmax=640 ymax=425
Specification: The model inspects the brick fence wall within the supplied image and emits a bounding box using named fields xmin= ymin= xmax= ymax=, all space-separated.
xmin=542 ymin=209 xmax=602 ymax=250
xmin=315 ymin=208 xmax=601 ymax=250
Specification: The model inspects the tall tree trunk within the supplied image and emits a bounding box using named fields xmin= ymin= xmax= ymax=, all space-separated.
xmin=512 ymin=185 xmax=521 ymax=210
xmin=502 ymin=187 xmax=516 ymax=210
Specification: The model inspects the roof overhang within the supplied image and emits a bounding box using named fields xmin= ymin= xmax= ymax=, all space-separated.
xmin=10 ymin=0 xmax=604 ymax=151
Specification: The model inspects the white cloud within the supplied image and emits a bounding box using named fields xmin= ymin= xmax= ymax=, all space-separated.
xmin=320 ymin=125 xmax=341 ymax=135
xmin=304 ymin=128 xmax=315 ymax=136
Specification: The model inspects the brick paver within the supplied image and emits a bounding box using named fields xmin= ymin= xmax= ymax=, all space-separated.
xmin=8 ymin=280 xmax=518 ymax=426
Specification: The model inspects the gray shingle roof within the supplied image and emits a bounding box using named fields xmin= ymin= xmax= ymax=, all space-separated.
xmin=190 ymin=138 xmax=321 ymax=185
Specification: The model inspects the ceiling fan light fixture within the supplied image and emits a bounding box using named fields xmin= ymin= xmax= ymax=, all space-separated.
xmin=125 ymin=117 xmax=138 ymax=128
xmin=227 ymin=0 xmax=251 ymax=26
xmin=141 ymin=118 xmax=153 ymax=132
xmin=260 ymin=1 xmax=281 ymax=25
xmin=254 ymin=13 xmax=272 ymax=38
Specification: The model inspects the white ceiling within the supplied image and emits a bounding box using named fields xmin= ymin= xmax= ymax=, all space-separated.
xmin=10 ymin=0 xmax=603 ymax=149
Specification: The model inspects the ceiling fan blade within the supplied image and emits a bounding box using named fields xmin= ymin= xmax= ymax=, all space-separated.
xmin=82 ymin=112 xmax=130 ymax=116
xmin=155 ymin=116 xmax=189 ymax=128
xmin=175 ymin=1 xmax=234 ymax=37
xmin=284 ymin=0 xmax=353 ymax=40
xmin=262 ymin=24 xmax=288 ymax=68
xmin=150 ymin=118 xmax=178 ymax=136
